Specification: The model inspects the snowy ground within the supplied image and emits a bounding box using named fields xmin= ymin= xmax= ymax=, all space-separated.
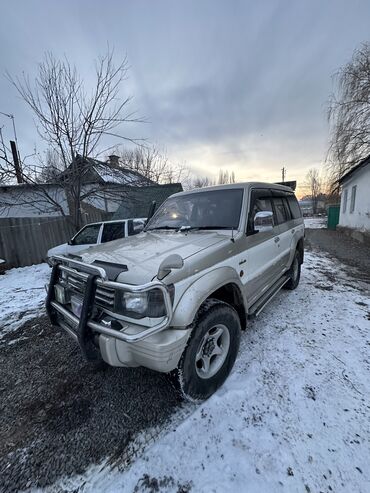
xmin=28 ymin=250 xmax=370 ymax=493
xmin=304 ymin=216 xmax=327 ymax=229
xmin=304 ymin=217 xmax=327 ymax=229
xmin=0 ymin=263 xmax=50 ymax=340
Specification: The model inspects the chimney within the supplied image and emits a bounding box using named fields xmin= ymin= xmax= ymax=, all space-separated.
xmin=108 ymin=154 xmax=120 ymax=167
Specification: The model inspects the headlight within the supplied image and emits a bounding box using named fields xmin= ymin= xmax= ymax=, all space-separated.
xmin=123 ymin=292 xmax=148 ymax=314
xmin=115 ymin=287 xmax=174 ymax=319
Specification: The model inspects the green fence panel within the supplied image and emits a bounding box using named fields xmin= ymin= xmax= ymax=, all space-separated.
xmin=327 ymin=205 xmax=340 ymax=230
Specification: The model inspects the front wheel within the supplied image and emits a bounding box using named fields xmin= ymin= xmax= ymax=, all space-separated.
xmin=175 ymin=299 xmax=241 ymax=401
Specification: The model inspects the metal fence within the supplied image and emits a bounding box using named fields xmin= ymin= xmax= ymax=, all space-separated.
xmin=0 ymin=210 xmax=111 ymax=268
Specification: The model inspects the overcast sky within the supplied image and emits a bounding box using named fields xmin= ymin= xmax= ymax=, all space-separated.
xmin=1 ymin=0 xmax=370 ymax=193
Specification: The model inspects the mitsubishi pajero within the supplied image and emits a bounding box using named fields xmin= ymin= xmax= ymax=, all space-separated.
xmin=46 ymin=183 xmax=304 ymax=400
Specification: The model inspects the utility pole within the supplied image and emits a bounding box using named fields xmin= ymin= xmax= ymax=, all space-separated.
xmin=10 ymin=140 xmax=23 ymax=183
xmin=281 ymin=166 xmax=286 ymax=183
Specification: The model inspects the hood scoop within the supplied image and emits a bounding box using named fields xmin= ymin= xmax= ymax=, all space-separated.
xmin=92 ymin=260 xmax=128 ymax=281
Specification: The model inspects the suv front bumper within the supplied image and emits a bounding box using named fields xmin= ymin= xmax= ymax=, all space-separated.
xmin=46 ymin=255 xmax=189 ymax=371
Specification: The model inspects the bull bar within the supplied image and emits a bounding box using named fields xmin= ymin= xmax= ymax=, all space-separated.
xmin=45 ymin=255 xmax=173 ymax=360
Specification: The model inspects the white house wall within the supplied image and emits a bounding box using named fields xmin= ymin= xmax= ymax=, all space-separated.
xmin=339 ymin=165 xmax=370 ymax=231
xmin=0 ymin=187 xmax=69 ymax=218
xmin=81 ymin=184 xmax=123 ymax=213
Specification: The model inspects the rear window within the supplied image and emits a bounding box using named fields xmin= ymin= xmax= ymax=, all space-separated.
xmin=272 ymin=197 xmax=291 ymax=224
xmin=287 ymin=195 xmax=302 ymax=219
xmin=101 ymin=222 xmax=125 ymax=243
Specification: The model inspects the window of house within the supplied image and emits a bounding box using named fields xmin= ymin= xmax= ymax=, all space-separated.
xmin=101 ymin=222 xmax=125 ymax=243
xmin=350 ymin=185 xmax=357 ymax=213
xmin=342 ymin=189 xmax=348 ymax=213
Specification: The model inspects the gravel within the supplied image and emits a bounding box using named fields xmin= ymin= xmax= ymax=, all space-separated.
xmin=305 ymin=228 xmax=370 ymax=283
xmin=0 ymin=317 xmax=181 ymax=492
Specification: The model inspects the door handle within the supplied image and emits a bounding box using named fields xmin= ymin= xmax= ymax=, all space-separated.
xmin=274 ymin=236 xmax=280 ymax=243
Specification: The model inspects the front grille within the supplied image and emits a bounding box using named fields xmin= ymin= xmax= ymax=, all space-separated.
xmin=65 ymin=272 xmax=115 ymax=309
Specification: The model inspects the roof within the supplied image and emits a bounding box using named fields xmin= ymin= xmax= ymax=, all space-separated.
xmin=79 ymin=217 xmax=146 ymax=227
xmin=58 ymin=154 xmax=154 ymax=186
xmin=0 ymin=182 xmax=61 ymax=191
xmin=339 ymin=155 xmax=370 ymax=184
xmin=113 ymin=183 xmax=183 ymax=219
xmin=172 ymin=181 xmax=294 ymax=198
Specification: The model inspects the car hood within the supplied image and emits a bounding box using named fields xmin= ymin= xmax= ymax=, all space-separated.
xmin=77 ymin=231 xmax=227 ymax=284
xmin=47 ymin=243 xmax=69 ymax=257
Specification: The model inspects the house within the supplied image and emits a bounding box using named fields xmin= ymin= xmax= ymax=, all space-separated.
xmin=338 ymin=155 xmax=370 ymax=238
xmin=113 ymin=183 xmax=183 ymax=219
xmin=0 ymin=183 xmax=69 ymax=218
xmin=0 ymin=154 xmax=153 ymax=218
xmin=298 ymin=197 xmax=326 ymax=216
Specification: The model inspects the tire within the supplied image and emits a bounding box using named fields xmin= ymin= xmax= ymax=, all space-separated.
xmin=175 ymin=299 xmax=241 ymax=402
xmin=284 ymin=249 xmax=301 ymax=290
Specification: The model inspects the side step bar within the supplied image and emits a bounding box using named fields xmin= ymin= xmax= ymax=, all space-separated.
xmin=247 ymin=275 xmax=289 ymax=319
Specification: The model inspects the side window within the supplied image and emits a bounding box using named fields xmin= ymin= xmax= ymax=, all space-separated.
xmin=73 ymin=224 xmax=101 ymax=245
xmin=350 ymin=185 xmax=357 ymax=213
xmin=342 ymin=189 xmax=348 ymax=213
xmin=101 ymin=223 xmax=125 ymax=243
xmin=128 ymin=219 xmax=145 ymax=236
xmin=272 ymin=197 xmax=291 ymax=224
xmin=287 ymin=195 xmax=302 ymax=219
xmin=247 ymin=189 xmax=273 ymax=234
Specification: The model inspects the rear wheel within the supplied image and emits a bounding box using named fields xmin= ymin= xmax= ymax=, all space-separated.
xmin=284 ymin=250 xmax=301 ymax=290
xmin=175 ymin=299 xmax=241 ymax=401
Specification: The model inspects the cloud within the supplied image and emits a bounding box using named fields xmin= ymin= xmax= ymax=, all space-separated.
xmin=1 ymin=0 xmax=370 ymax=191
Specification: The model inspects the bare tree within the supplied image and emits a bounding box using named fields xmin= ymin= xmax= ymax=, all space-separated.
xmin=327 ymin=43 xmax=370 ymax=190
xmin=192 ymin=176 xmax=215 ymax=188
xmin=1 ymin=50 xmax=141 ymax=228
xmin=304 ymin=168 xmax=322 ymax=215
xmin=218 ymin=169 xmax=236 ymax=185
xmin=190 ymin=169 xmax=237 ymax=189
xmin=119 ymin=146 xmax=189 ymax=185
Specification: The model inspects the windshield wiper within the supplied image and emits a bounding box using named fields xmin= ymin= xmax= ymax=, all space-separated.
xmin=178 ymin=226 xmax=232 ymax=231
xmin=146 ymin=226 xmax=179 ymax=231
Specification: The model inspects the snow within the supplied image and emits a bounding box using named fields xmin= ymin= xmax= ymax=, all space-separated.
xmin=41 ymin=250 xmax=370 ymax=493
xmin=304 ymin=217 xmax=327 ymax=229
xmin=0 ymin=263 xmax=50 ymax=339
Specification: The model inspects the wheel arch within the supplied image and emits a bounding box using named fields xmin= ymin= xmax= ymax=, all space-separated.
xmin=171 ymin=267 xmax=247 ymax=329
xmin=296 ymin=237 xmax=304 ymax=264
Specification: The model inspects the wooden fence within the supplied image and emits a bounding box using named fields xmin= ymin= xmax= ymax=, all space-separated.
xmin=0 ymin=210 xmax=111 ymax=268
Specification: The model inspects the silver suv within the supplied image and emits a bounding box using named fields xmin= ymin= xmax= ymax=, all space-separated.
xmin=46 ymin=183 xmax=304 ymax=400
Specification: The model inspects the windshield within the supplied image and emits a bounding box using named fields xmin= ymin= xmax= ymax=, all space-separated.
xmin=146 ymin=188 xmax=244 ymax=231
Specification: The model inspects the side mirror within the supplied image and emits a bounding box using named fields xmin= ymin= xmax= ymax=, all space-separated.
xmin=157 ymin=254 xmax=184 ymax=280
xmin=68 ymin=239 xmax=74 ymax=246
xmin=254 ymin=211 xmax=274 ymax=233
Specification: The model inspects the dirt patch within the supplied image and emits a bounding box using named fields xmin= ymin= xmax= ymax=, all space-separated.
xmin=305 ymin=229 xmax=370 ymax=284
xmin=0 ymin=316 xmax=181 ymax=492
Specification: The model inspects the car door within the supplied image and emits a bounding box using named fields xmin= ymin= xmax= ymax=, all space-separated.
xmin=244 ymin=188 xmax=282 ymax=305
xmin=271 ymin=191 xmax=294 ymax=273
